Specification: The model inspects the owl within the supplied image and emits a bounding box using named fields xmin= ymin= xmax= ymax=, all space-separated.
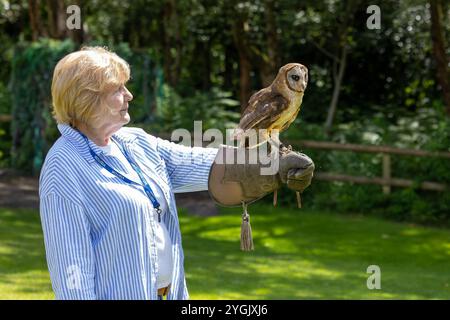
xmin=233 ymin=63 xmax=308 ymax=207
xmin=233 ymin=63 xmax=308 ymax=149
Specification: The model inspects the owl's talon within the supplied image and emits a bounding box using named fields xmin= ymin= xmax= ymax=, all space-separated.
xmin=280 ymin=143 xmax=292 ymax=153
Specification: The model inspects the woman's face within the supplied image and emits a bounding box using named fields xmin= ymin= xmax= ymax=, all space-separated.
xmin=102 ymin=84 xmax=133 ymax=129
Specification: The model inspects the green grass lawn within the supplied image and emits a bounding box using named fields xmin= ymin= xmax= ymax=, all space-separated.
xmin=1 ymin=204 xmax=449 ymax=299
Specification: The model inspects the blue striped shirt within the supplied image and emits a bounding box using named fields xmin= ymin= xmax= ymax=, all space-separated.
xmin=39 ymin=124 xmax=218 ymax=300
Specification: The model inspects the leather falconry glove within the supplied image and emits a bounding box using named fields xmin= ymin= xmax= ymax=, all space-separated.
xmin=208 ymin=144 xmax=314 ymax=251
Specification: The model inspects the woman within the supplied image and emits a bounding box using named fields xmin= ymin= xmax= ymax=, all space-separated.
xmin=40 ymin=47 xmax=314 ymax=300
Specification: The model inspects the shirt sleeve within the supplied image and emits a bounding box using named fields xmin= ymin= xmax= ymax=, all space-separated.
xmin=156 ymin=137 xmax=219 ymax=193
xmin=40 ymin=193 xmax=96 ymax=300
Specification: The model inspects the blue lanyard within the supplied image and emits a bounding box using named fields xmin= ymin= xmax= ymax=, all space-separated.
xmin=78 ymin=131 xmax=163 ymax=222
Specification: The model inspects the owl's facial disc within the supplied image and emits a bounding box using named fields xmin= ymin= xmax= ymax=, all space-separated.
xmin=286 ymin=65 xmax=308 ymax=93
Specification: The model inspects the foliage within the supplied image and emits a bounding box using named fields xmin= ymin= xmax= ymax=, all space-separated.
xmin=151 ymin=85 xmax=241 ymax=134
xmin=87 ymin=42 xmax=163 ymax=124
xmin=6 ymin=40 xmax=159 ymax=173
xmin=1 ymin=1 xmax=449 ymax=224
xmin=0 ymin=82 xmax=11 ymax=167
xmin=9 ymin=39 xmax=75 ymax=174
xmin=275 ymin=107 xmax=450 ymax=226
xmin=6 ymin=38 xmax=240 ymax=172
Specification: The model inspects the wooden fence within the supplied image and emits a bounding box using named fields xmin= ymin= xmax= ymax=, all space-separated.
xmin=287 ymin=139 xmax=449 ymax=193
xmin=0 ymin=114 xmax=12 ymax=122
xmin=161 ymin=132 xmax=449 ymax=193
xmin=0 ymin=118 xmax=447 ymax=193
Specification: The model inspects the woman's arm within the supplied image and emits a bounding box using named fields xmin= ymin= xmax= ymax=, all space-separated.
xmin=156 ymin=137 xmax=218 ymax=193
xmin=40 ymin=193 xmax=96 ymax=299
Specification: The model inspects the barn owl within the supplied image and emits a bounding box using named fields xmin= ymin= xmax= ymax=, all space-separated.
xmin=233 ymin=63 xmax=309 ymax=207
xmin=233 ymin=63 xmax=308 ymax=150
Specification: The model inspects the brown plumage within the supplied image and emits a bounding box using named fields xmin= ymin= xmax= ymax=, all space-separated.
xmin=234 ymin=63 xmax=308 ymax=146
xmin=234 ymin=63 xmax=308 ymax=208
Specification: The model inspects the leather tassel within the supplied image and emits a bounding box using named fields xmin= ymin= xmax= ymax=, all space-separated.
xmin=240 ymin=201 xmax=254 ymax=251
xmin=296 ymin=191 xmax=302 ymax=208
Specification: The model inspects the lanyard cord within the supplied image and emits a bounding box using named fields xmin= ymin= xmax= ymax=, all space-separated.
xmin=78 ymin=131 xmax=163 ymax=222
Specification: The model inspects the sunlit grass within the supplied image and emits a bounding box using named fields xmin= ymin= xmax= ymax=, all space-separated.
xmin=181 ymin=204 xmax=450 ymax=300
xmin=0 ymin=205 xmax=449 ymax=300
xmin=0 ymin=209 xmax=54 ymax=300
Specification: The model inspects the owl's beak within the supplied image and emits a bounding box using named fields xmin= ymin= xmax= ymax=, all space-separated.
xmin=298 ymin=81 xmax=307 ymax=93
xmin=299 ymin=65 xmax=308 ymax=92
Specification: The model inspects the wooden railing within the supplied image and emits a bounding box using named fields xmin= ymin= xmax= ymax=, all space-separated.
xmin=0 ymin=114 xmax=12 ymax=122
xmin=0 ymin=120 xmax=445 ymax=193
xmin=287 ymin=139 xmax=449 ymax=193
xmin=161 ymin=133 xmax=449 ymax=193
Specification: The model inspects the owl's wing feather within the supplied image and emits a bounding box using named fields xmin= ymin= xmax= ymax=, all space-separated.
xmin=238 ymin=89 xmax=289 ymax=131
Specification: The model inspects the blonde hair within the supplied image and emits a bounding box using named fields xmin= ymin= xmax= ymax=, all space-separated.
xmin=51 ymin=46 xmax=130 ymax=127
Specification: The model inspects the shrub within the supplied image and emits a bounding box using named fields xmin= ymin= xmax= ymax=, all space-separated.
xmin=268 ymin=108 xmax=450 ymax=227
xmin=9 ymin=39 xmax=75 ymax=174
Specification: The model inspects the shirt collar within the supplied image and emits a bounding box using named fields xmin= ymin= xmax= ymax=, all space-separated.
xmin=57 ymin=123 xmax=137 ymax=164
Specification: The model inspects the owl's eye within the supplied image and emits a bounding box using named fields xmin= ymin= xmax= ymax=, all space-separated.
xmin=291 ymin=75 xmax=300 ymax=81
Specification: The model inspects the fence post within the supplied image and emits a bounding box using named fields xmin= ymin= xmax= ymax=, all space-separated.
xmin=382 ymin=153 xmax=391 ymax=194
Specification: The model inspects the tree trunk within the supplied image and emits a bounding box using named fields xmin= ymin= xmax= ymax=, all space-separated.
xmin=69 ymin=0 xmax=85 ymax=45
xmin=28 ymin=0 xmax=46 ymax=40
xmin=430 ymin=0 xmax=450 ymax=116
xmin=171 ymin=0 xmax=182 ymax=87
xmin=323 ymin=0 xmax=359 ymax=135
xmin=201 ymin=40 xmax=212 ymax=91
xmin=228 ymin=0 xmax=283 ymax=110
xmin=262 ymin=0 xmax=280 ymax=86
xmin=238 ymin=51 xmax=252 ymax=113
xmin=162 ymin=0 xmax=174 ymax=86
xmin=232 ymin=18 xmax=252 ymax=112
xmin=46 ymin=0 xmax=66 ymax=39
xmin=245 ymin=0 xmax=280 ymax=87
xmin=142 ymin=55 xmax=150 ymax=119
xmin=162 ymin=0 xmax=181 ymax=87
xmin=325 ymin=45 xmax=348 ymax=135
xmin=224 ymin=43 xmax=234 ymax=91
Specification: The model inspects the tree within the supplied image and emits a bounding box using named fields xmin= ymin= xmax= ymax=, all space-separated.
xmin=321 ymin=0 xmax=361 ymax=136
xmin=230 ymin=0 xmax=282 ymax=111
xmin=161 ymin=0 xmax=182 ymax=87
xmin=429 ymin=0 xmax=450 ymax=116
xmin=27 ymin=0 xmax=84 ymax=44
xmin=28 ymin=0 xmax=46 ymax=40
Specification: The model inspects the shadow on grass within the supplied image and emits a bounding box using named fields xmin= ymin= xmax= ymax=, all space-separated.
xmin=1 ymin=205 xmax=449 ymax=300
xmin=180 ymin=204 xmax=450 ymax=299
